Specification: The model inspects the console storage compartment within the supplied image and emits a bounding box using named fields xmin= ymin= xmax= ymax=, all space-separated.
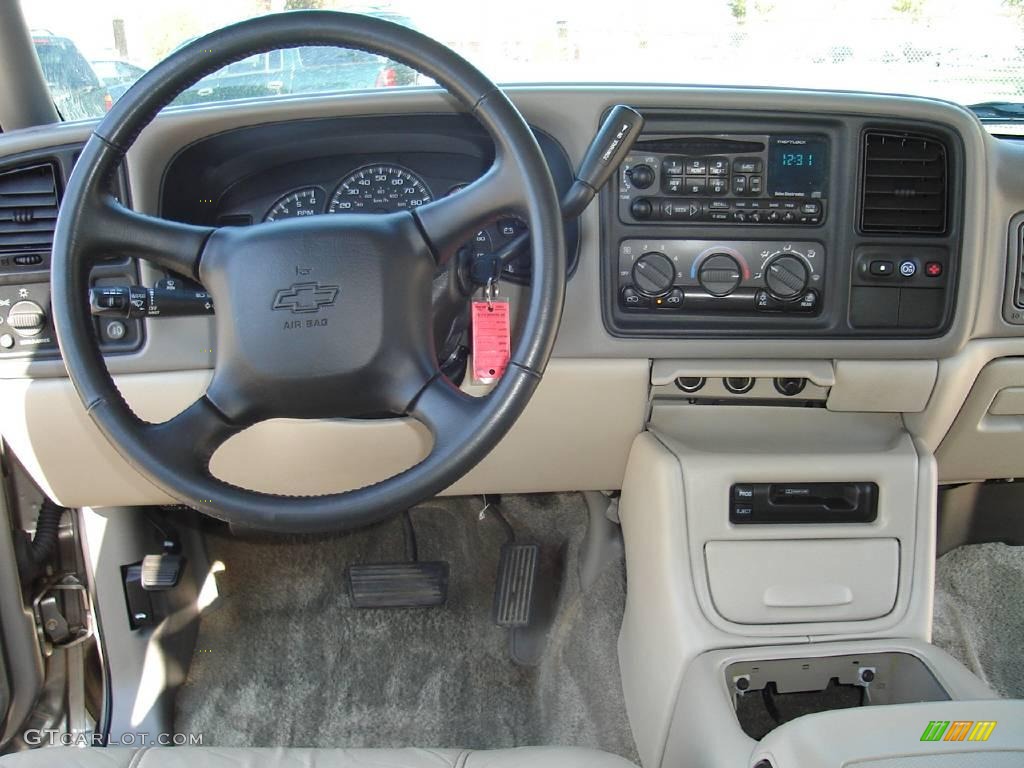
xmin=727 ymin=652 xmax=949 ymax=740
xmin=705 ymin=539 xmax=899 ymax=623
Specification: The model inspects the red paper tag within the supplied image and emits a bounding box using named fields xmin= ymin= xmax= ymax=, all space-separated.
xmin=471 ymin=300 xmax=511 ymax=383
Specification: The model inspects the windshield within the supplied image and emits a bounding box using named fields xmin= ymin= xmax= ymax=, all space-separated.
xmin=22 ymin=0 xmax=1024 ymax=121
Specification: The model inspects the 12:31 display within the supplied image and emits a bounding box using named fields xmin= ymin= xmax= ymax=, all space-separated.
xmin=780 ymin=152 xmax=817 ymax=167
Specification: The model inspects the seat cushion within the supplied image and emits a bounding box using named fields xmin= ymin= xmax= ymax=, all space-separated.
xmin=0 ymin=746 xmax=639 ymax=768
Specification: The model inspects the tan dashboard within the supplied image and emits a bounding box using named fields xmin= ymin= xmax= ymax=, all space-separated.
xmin=0 ymin=85 xmax=1022 ymax=504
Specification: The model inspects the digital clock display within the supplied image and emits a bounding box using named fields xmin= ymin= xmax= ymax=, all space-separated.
xmin=769 ymin=137 xmax=828 ymax=197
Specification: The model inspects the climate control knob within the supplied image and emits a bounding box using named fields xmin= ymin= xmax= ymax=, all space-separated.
xmin=631 ymin=252 xmax=677 ymax=297
xmin=764 ymin=254 xmax=809 ymax=301
xmin=698 ymin=253 xmax=742 ymax=297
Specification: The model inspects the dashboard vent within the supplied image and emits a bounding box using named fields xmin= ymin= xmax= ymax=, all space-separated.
xmin=860 ymin=131 xmax=948 ymax=235
xmin=0 ymin=163 xmax=59 ymax=254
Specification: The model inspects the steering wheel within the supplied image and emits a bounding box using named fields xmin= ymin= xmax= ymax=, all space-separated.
xmin=51 ymin=11 xmax=565 ymax=532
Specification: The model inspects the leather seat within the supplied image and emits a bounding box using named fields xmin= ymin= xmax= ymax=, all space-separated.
xmin=0 ymin=746 xmax=638 ymax=768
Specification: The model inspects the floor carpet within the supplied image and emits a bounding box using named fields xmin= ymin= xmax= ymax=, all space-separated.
xmin=174 ymin=494 xmax=638 ymax=761
xmin=932 ymin=542 xmax=1024 ymax=698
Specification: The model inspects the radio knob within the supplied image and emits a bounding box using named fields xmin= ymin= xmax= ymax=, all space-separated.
xmin=630 ymin=198 xmax=653 ymax=220
xmin=627 ymin=164 xmax=655 ymax=189
xmin=698 ymin=253 xmax=742 ymax=297
xmin=631 ymin=252 xmax=677 ymax=297
xmin=764 ymin=254 xmax=809 ymax=301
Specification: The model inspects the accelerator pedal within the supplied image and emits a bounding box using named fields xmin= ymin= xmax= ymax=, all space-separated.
xmin=347 ymin=562 xmax=449 ymax=608
xmin=493 ymin=543 xmax=540 ymax=627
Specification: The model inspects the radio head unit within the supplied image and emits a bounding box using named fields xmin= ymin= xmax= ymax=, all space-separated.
xmin=618 ymin=133 xmax=829 ymax=226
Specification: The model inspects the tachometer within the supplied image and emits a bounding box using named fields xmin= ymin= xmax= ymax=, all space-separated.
xmin=328 ymin=164 xmax=433 ymax=214
xmin=264 ymin=187 xmax=325 ymax=222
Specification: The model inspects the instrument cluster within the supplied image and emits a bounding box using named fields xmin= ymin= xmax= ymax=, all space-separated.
xmin=259 ymin=163 xmax=532 ymax=279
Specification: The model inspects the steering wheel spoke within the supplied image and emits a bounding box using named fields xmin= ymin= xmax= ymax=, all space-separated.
xmin=143 ymin=395 xmax=242 ymax=471
xmin=409 ymin=375 xmax=490 ymax=450
xmin=414 ymin=152 xmax=524 ymax=265
xmin=84 ymin=194 xmax=214 ymax=280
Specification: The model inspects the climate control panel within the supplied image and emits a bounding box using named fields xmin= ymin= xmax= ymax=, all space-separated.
xmin=617 ymin=239 xmax=824 ymax=315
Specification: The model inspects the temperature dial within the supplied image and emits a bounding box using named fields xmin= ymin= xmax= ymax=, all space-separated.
xmin=764 ymin=254 xmax=809 ymax=301
xmin=631 ymin=252 xmax=677 ymax=297
xmin=698 ymin=253 xmax=742 ymax=297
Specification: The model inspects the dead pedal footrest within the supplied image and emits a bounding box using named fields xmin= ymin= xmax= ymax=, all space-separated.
xmin=347 ymin=562 xmax=449 ymax=608
xmin=493 ymin=543 xmax=540 ymax=627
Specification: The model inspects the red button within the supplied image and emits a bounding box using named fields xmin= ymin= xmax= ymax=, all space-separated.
xmin=925 ymin=262 xmax=943 ymax=277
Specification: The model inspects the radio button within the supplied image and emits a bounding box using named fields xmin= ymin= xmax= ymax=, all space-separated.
xmin=709 ymin=178 xmax=728 ymax=195
xmin=684 ymin=158 xmax=707 ymax=175
xmin=664 ymin=200 xmax=704 ymax=220
xmin=663 ymin=176 xmax=685 ymax=194
xmin=732 ymin=175 xmax=747 ymax=195
xmin=662 ymin=157 xmax=685 ymax=176
xmin=708 ymin=157 xmax=730 ymax=176
xmin=684 ymin=177 xmax=707 ymax=194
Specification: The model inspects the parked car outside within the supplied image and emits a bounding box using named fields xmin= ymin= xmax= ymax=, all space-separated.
xmin=91 ymin=58 xmax=147 ymax=101
xmin=172 ymin=13 xmax=418 ymax=107
xmin=31 ymin=32 xmax=111 ymax=120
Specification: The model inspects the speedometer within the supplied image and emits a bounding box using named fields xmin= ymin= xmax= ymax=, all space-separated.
xmin=328 ymin=164 xmax=433 ymax=214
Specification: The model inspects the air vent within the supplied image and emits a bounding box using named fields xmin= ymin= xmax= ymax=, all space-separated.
xmin=860 ymin=132 xmax=948 ymax=234
xmin=0 ymin=163 xmax=59 ymax=254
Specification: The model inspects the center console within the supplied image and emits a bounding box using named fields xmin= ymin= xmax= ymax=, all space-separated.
xmin=601 ymin=110 xmax=963 ymax=338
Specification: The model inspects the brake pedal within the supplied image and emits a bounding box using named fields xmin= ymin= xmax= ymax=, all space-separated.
xmin=140 ymin=553 xmax=185 ymax=591
xmin=347 ymin=562 xmax=449 ymax=608
xmin=493 ymin=543 xmax=539 ymax=627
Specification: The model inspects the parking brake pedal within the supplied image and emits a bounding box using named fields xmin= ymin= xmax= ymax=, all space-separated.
xmin=347 ymin=562 xmax=449 ymax=608
xmin=493 ymin=543 xmax=540 ymax=627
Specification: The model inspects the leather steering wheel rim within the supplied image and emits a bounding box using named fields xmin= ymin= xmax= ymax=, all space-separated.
xmin=51 ymin=11 xmax=566 ymax=532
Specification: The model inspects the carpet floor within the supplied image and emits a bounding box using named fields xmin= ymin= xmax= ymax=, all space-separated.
xmin=174 ymin=494 xmax=638 ymax=760
xmin=932 ymin=542 xmax=1024 ymax=698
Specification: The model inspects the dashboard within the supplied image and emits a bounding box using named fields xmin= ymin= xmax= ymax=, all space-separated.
xmin=0 ymin=84 xmax=1021 ymax=508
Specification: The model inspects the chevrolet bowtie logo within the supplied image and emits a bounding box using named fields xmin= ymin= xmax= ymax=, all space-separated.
xmin=272 ymin=281 xmax=339 ymax=314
